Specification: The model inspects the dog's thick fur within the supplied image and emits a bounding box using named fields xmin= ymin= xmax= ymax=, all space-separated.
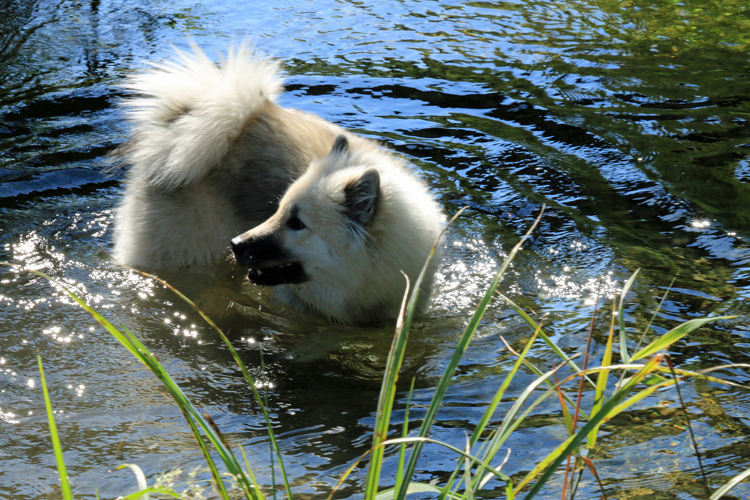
xmin=113 ymin=43 xmax=444 ymax=324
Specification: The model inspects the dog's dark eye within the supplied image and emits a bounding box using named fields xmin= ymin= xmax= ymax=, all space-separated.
xmin=286 ymin=216 xmax=306 ymax=230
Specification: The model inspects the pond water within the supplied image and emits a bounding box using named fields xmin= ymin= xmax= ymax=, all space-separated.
xmin=1 ymin=0 xmax=750 ymax=498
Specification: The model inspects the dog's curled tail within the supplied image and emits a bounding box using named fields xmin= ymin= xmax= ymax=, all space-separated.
xmin=119 ymin=41 xmax=283 ymax=189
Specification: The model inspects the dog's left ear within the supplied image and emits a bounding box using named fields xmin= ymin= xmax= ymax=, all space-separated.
xmin=331 ymin=135 xmax=350 ymax=156
xmin=344 ymin=168 xmax=380 ymax=227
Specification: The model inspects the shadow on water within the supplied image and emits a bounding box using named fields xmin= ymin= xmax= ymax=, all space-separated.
xmin=1 ymin=0 xmax=750 ymax=498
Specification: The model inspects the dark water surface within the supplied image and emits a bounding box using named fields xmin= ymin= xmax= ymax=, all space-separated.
xmin=2 ymin=0 xmax=750 ymax=498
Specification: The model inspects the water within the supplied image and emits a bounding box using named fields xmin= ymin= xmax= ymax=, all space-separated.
xmin=1 ymin=0 xmax=750 ymax=498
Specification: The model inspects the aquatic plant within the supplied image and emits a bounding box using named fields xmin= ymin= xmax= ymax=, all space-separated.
xmin=14 ymin=208 xmax=750 ymax=498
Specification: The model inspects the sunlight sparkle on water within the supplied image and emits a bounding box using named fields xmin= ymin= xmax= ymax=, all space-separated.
xmin=0 ymin=409 xmax=19 ymax=425
xmin=97 ymin=269 xmax=157 ymax=300
xmin=11 ymin=232 xmax=54 ymax=270
xmin=434 ymin=237 xmax=502 ymax=313
xmin=42 ymin=326 xmax=77 ymax=343
xmin=691 ymin=220 xmax=711 ymax=229
xmin=536 ymin=269 xmax=618 ymax=305
xmin=74 ymin=212 xmax=111 ymax=238
xmin=11 ymin=233 xmax=65 ymax=269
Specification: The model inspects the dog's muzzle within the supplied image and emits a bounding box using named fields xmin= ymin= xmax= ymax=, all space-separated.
xmin=231 ymin=232 xmax=308 ymax=286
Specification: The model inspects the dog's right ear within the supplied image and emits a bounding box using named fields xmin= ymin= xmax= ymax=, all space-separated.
xmin=331 ymin=135 xmax=350 ymax=156
xmin=344 ymin=168 xmax=380 ymax=227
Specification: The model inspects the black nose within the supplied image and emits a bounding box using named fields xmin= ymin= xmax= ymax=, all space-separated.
xmin=230 ymin=232 xmax=286 ymax=267
xmin=230 ymin=236 xmax=244 ymax=254
xmin=231 ymin=233 xmax=255 ymax=265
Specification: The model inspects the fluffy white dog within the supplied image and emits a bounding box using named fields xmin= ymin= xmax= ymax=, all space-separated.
xmin=113 ymin=43 xmax=444 ymax=324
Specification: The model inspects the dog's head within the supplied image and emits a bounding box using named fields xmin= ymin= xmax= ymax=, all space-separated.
xmin=231 ymin=135 xmax=381 ymax=287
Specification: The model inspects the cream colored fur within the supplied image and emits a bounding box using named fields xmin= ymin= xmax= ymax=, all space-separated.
xmin=113 ymin=43 xmax=444 ymax=323
xmin=236 ymin=140 xmax=444 ymax=323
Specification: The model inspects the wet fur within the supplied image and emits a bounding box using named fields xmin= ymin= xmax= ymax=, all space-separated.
xmin=113 ymin=43 xmax=444 ymax=324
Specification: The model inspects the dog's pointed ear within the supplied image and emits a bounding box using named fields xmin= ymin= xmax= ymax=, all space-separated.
xmin=331 ymin=135 xmax=350 ymax=156
xmin=344 ymin=168 xmax=380 ymax=227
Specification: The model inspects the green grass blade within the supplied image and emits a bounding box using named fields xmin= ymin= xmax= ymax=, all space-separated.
xmin=617 ymin=271 xmax=667 ymax=389
xmin=498 ymin=293 xmax=597 ymax=390
xmin=118 ymin=320 xmax=234 ymax=498
xmin=180 ymin=406 xmax=231 ymax=500
xmin=394 ymin=378 xmax=416 ymax=497
xmin=375 ymin=483 xmax=443 ymax=500
xmin=240 ymin=445 xmax=265 ymax=500
xmin=472 ymin=325 xmax=541 ymax=447
xmin=396 ymin=206 xmax=545 ymax=500
xmin=37 ymin=353 xmax=74 ymax=500
xmin=498 ymin=336 xmax=590 ymax=421
xmin=604 ymin=365 xmax=745 ymax=426
xmin=331 ymin=432 xmax=510 ymax=500
xmin=366 ymin=273 xmax=412 ymax=500
xmin=635 ymin=278 xmax=675 ymax=354
xmin=473 ymin=360 xmax=573 ymax=489
xmin=499 ymin=363 xmax=650 ymax=496
xmin=131 ymin=268 xmax=288 ymax=499
xmin=386 ymin=436 xmax=513 ymax=484
xmin=447 ymin=361 xmax=602 ymax=497
xmin=366 ymin=208 xmax=466 ymax=500
xmin=114 ymin=322 xmax=236 ymax=498
xmin=631 ymin=316 xmax=735 ymax=361
xmin=438 ymin=326 xmax=542 ymax=499
xmin=333 ymin=422 xmax=515 ymax=499
xmin=617 ymin=269 xmax=640 ymax=365
xmin=586 ymin=301 xmax=616 ymax=449
xmin=460 ymin=435 xmax=472 ymax=499
xmin=16 ymin=266 xmax=257 ymax=499
xmin=518 ymin=356 xmax=663 ymax=498
xmin=554 ymin=376 xmax=575 ymax=436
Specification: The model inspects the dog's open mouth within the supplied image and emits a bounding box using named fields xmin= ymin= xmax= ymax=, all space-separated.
xmin=246 ymin=261 xmax=308 ymax=286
